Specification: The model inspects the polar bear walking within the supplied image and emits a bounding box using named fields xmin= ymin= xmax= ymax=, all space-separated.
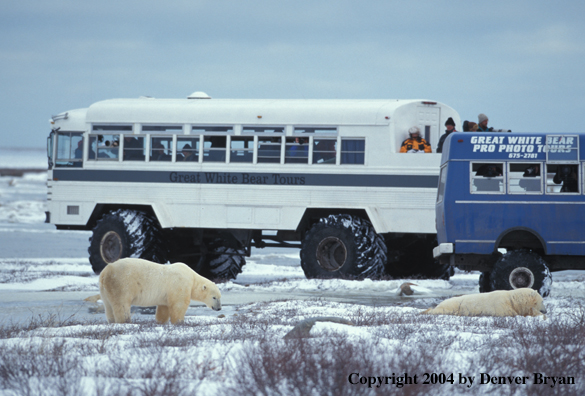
xmin=99 ymin=258 xmax=222 ymax=324
xmin=421 ymin=288 xmax=546 ymax=318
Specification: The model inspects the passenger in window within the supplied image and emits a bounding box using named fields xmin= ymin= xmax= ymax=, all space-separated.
xmin=474 ymin=164 xmax=503 ymax=192
xmin=151 ymin=143 xmax=171 ymax=161
xmin=124 ymin=136 xmax=140 ymax=149
xmin=97 ymin=136 xmax=119 ymax=158
xmin=522 ymin=164 xmax=540 ymax=177
xmin=287 ymin=137 xmax=309 ymax=162
xmin=290 ymin=137 xmax=308 ymax=153
xmin=400 ymin=126 xmax=432 ymax=153
xmin=181 ymin=144 xmax=197 ymax=161
xmin=74 ymin=140 xmax=95 ymax=162
xmin=437 ymin=117 xmax=456 ymax=153
xmin=75 ymin=140 xmax=83 ymax=159
xmin=476 ymin=164 xmax=503 ymax=177
xmin=553 ymin=165 xmax=579 ymax=192
xmin=519 ymin=164 xmax=541 ymax=192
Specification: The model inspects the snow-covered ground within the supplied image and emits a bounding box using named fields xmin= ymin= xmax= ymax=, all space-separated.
xmin=0 ymin=149 xmax=583 ymax=395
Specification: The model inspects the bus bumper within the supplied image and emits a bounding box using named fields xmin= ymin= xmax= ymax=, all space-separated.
xmin=433 ymin=243 xmax=453 ymax=258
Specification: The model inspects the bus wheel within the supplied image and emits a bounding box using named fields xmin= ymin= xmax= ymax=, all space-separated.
xmin=197 ymin=241 xmax=246 ymax=281
xmin=88 ymin=209 xmax=167 ymax=274
xmin=300 ymin=215 xmax=386 ymax=280
xmin=478 ymin=271 xmax=492 ymax=293
xmin=489 ymin=250 xmax=552 ymax=297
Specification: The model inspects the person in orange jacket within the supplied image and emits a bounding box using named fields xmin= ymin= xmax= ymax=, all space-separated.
xmin=400 ymin=126 xmax=432 ymax=153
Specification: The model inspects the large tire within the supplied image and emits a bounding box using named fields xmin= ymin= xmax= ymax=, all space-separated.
xmin=197 ymin=240 xmax=246 ymax=281
xmin=300 ymin=215 xmax=386 ymax=280
xmin=88 ymin=209 xmax=167 ymax=274
xmin=489 ymin=249 xmax=552 ymax=297
xmin=385 ymin=236 xmax=453 ymax=280
xmin=478 ymin=271 xmax=492 ymax=293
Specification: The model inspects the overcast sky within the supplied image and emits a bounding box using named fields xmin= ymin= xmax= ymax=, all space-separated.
xmin=1 ymin=0 xmax=584 ymax=148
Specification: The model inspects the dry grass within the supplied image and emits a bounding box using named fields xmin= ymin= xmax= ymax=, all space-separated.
xmin=0 ymin=301 xmax=583 ymax=396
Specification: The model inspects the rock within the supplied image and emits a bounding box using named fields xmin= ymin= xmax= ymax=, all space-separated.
xmin=398 ymin=282 xmax=417 ymax=296
xmin=284 ymin=316 xmax=354 ymax=339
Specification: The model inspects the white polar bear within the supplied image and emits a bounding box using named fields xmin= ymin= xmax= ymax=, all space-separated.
xmin=421 ymin=288 xmax=546 ymax=318
xmin=99 ymin=258 xmax=221 ymax=324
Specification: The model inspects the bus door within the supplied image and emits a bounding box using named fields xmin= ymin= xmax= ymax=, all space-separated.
xmin=416 ymin=105 xmax=440 ymax=150
xmin=47 ymin=131 xmax=55 ymax=169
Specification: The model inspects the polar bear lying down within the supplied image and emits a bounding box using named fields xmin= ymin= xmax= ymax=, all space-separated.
xmin=99 ymin=258 xmax=222 ymax=324
xmin=421 ymin=288 xmax=546 ymax=318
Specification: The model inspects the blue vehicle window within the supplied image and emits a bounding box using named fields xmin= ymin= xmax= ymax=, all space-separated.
xmin=509 ymin=163 xmax=542 ymax=194
xmin=546 ymin=164 xmax=580 ymax=194
xmin=471 ymin=162 xmax=504 ymax=194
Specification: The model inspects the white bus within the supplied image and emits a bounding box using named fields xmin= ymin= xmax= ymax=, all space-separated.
xmin=46 ymin=92 xmax=460 ymax=281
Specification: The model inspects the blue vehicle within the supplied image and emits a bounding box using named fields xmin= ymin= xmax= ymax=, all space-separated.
xmin=434 ymin=132 xmax=585 ymax=296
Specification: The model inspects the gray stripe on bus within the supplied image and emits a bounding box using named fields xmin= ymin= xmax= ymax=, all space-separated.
xmin=53 ymin=169 xmax=439 ymax=188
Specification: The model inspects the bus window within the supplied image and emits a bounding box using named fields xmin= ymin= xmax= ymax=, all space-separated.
xmin=55 ymin=132 xmax=83 ymax=167
xmin=313 ymin=138 xmax=336 ymax=164
xmin=150 ymin=137 xmax=172 ymax=162
xmin=285 ymin=137 xmax=309 ymax=164
xmin=340 ymin=139 xmax=365 ymax=165
xmin=509 ymin=163 xmax=542 ymax=194
xmin=91 ymin=125 xmax=130 ymax=161
xmin=123 ymin=136 xmax=145 ymax=161
xmin=471 ymin=162 xmax=504 ymax=193
xmin=177 ymin=137 xmax=199 ymax=162
xmin=143 ymin=125 xmax=183 ymax=134
xmin=437 ymin=165 xmax=447 ymax=204
xmin=294 ymin=127 xmax=337 ymax=134
xmin=230 ymin=137 xmax=254 ymax=163
xmin=89 ymin=134 xmax=120 ymax=160
xmin=203 ymin=136 xmax=227 ymax=162
xmin=547 ymin=164 xmax=579 ymax=193
xmin=243 ymin=126 xmax=284 ymax=134
xmin=192 ymin=126 xmax=233 ymax=134
xmin=258 ymin=137 xmax=282 ymax=163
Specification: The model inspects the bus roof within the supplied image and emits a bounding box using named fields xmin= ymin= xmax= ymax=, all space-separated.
xmin=82 ymin=97 xmax=452 ymax=126
xmin=442 ymin=132 xmax=583 ymax=164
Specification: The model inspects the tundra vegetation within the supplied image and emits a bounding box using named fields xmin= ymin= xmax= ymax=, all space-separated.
xmin=0 ymin=298 xmax=583 ymax=396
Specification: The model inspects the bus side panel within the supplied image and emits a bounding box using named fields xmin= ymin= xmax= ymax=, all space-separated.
xmin=444 ymin=156 xmax=585 ymax=256
xmin=452 ymin=201 xmax=585 ymax=256
xmin=543 ymin=203 xmax=585 ymax=255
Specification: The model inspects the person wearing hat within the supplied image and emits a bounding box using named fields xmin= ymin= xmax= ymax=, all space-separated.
xmin=181 ymin=144 xmax=197 ymax=161
xmin=400 ymin=126 xmax=432 ymax=153
xmin=437 ymin=117 xmax=457 ymax=153
xmin=477 ymin=113 xmax=491 ymax=132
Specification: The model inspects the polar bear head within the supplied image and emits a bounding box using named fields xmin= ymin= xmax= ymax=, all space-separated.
xmin=190 ymin=278 xmax=222 ymax=311
xmin=510 ymin=288 xmax=546 ymax=317
xmin=200 ymin=283 xmax=222 ymax=311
